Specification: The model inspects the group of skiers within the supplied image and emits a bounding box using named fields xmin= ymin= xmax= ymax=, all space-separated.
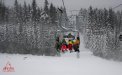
xmin=55 ymin=36 xmax=80 ymax=53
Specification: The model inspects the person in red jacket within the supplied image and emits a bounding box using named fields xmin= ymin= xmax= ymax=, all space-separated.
xmin=61 ymin=39 xmax=67 ymax=52
xmin=61 ymin=44 xmax=67 ymax=52
xmin=68 ymin=40 xmax=74 ymax=53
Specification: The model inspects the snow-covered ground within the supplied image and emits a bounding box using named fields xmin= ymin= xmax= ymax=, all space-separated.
xmin=0 ymin=34 xmax=122 ymax=75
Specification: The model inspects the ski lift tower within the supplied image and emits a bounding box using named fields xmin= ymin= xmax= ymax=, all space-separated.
xmin=55 ymin=0 xmax=79 ymax=43
xmin=55 ymin=0 xmax=80 ymax=56
xmin=57 ymin=0 xmax=78 ymax=32
xmin=55 ymin=0 xmax=80 ymax=43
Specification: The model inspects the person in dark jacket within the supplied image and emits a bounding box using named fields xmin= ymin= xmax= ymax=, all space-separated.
xmin=55 ymin=37 xmax=61 ymax=52
xmin=73 ymin=37 xmax=80 ymax=52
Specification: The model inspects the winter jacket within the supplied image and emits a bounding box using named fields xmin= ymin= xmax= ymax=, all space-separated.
xmin=74 ymin=39 xmax=80 ymax=45
xmin=68 ymin=40 xmax=74 ymax=45
xmin=68 ymin=44 xmax=72 ymax=50
xmin=55 ymin=41 xmax=61 ymax=51
xmin=68 ymin=40 xmax=73 ymax=50
xmin=61 ymin=44 xmax=67 ymax=52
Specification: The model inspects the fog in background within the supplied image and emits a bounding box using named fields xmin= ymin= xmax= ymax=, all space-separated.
xmin=4 ymin=0 xmax=122 ymax=11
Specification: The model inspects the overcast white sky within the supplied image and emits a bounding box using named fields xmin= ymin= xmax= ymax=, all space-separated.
xmin=4 ymin=0 xmax=122 ymax=11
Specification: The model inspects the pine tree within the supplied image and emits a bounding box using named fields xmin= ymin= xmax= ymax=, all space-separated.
xmin=14 ymin=0 xmax=19 ymax=23
xmin=103 ymin=8 xmax=108 ymax=27
xmin=108 ymin=8 xmax=115 ymax=30
xmin=49 ymin=3 xmax=57 ymax=24
xmin=23 ymin=1 xmax=28 ymax=23
xmin=44 ymin=0 xmax=49 ymax=15
xmin=32 ymin=0 xmax=37 ymax=21
xmin=36 ymin=7 xmax=41 ymax=22
xmin=0 ymin=0 xmax=6 ymax=23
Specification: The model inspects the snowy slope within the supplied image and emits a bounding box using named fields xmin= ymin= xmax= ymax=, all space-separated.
xmin=0 ymin=34 xmax=122 ymax=75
